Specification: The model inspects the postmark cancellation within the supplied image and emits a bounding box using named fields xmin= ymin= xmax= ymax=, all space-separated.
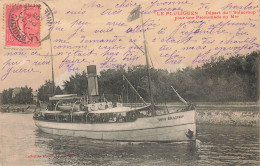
xmin=5 ymin=4 xmax=41 ymax=47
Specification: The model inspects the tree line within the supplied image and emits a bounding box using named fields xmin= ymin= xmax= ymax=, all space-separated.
xmin=2 ymin=86 xmax=33 ymax=104
xmin=62 ymin=51 xmax=259 ymax=103
xmin=1 ymin=51 xmax=259 ymax=104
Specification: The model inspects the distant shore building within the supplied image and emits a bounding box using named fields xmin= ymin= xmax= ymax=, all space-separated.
xmin=12 ymin=87 xmax=22 ymax=99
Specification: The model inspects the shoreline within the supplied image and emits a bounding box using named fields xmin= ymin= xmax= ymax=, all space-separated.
xmin=196 ymin=109 xmax=260 ymax=127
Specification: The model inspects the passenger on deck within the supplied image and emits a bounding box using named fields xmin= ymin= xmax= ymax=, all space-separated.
xmin=34 ymin=100 xmax=41 ymax=112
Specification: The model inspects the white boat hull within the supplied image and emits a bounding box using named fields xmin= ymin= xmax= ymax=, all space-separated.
xmin=34 ymin=110 xmax=196 ymax=142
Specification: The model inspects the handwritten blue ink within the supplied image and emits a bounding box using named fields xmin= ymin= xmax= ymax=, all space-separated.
xmin=4 ymin=52 xmax=27 ymax=57
xmin=100 ymin=8 xmax=122 ymax=15
xmin=68 ymin=19 xmax=90 ymax=40
xmin=101 ymin=50 xmax=119 ymax=57
xmin=65 ymin=4 xmax=87 ymax=14
xmin=53 ymin=44 xmax=88 ymax=50
xmin=192 ymin=50 xmax=212 ymax=64
xmin=106 ymin=21 xmax=127 ymax=27
xmin=94 ymin=28 xmax=113 ymax=33
xmin=115 ymin=0 xmax=139 ymax=8
xmin=122 ymin=50 xmax=140 ymax=61
xmin=86 ymin=0 xmax=104 ymax=8
xmin=1 ymin=67 xmax=39 ymax=80
xmin=71 ymin=19 xmax=90 ymax=28
xmin=80 ymin=35 xmax=124 ymax=43
xmin=54 ymin=39 xmax=69 ymax=43
xmin=66 ymin=64 xmax=80 ymax=72
xmin=98 ymin=45 xmax=126 ymax=51
xmin=100 ymin=56 xmax=126 ymax=69
xmin=126 ymin=18 xmax=160 ymax=33
xmin=221 ymin=2 xmax=258 ymax=11
xmin=32 ymin=60 xmax=50 ymax=66
xmin=198 ymin=3 xmax=210 ymax=10
xmin=2 ymin=59 xmax=20 ymax=70
xmin=145 ymin=0 xmax=192 ymax=11
xmin=67 ymin=49 xmax=97 ymax=57
xmin=160 ymin=50 xmax=185 ymax=64
xmin=59 ymin=55 xmax=90 ymax=69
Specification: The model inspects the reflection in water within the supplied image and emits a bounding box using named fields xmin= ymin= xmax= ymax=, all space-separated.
xmin=34 ymin=129 xmax=199 ymax=166
xmin=197 ymin=125 xmax=260 ymax=166
xmin=0 ymin=113 xmax=259 ymax=166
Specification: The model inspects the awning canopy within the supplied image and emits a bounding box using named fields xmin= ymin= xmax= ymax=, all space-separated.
xmin=89 ymin=105 xmax=149 ymax=114
xmin=49 ymin=94 xmax=82 ymax=101
xmin=41 ymin=110 xmax=62 ymax=114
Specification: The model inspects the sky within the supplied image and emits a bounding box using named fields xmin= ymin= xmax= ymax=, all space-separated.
xmin=0 ymin=0 xmax=259 ymax=92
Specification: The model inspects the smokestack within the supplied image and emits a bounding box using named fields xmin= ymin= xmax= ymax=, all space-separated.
xmin=87 ymin=65 xmax=99 ymax=96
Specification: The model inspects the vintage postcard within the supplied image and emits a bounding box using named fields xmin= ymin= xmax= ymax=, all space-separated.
xmin=0 ymin=0 xmax=259 ymax=165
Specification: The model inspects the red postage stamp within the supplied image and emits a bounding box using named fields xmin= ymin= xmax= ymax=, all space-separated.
xmin=5 ymin=4 xmax=41 ymax=47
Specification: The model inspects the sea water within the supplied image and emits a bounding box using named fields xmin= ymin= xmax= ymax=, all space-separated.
xmin=0 ymin=111 xmax=259 ymax=166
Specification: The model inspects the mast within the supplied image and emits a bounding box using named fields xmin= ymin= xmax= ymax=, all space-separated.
xmin=50 ymin=36 xmax=55 ymax=95
xmin=41 ymin=1 xmax=55 ymax=96
xmin=140 ymin=6 xmax=154 ymax=111
xmin=171 ymin=86 xmax=188 ymax=105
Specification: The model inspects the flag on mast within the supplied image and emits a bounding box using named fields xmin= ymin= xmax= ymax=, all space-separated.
xmin=127 ymin=6 xmax=141 ymax=22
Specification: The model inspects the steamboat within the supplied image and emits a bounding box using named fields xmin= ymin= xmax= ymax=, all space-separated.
xmin=33 ymin=65 xmax=196 ymax=142
xmin=34 ymin=6 xmax=196 ymax=142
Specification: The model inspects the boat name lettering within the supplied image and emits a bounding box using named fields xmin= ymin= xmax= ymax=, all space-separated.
xmin=158 ymin=115 xmax=184 ymax=121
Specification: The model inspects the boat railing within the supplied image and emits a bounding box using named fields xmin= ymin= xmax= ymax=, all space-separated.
xmin=71 ymin=100 xmax=81 ymax=122
xmin=86 ymin=111 xmax=138 ymax=123
xmin=54 ymin=100 xmax=62 ymax=111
